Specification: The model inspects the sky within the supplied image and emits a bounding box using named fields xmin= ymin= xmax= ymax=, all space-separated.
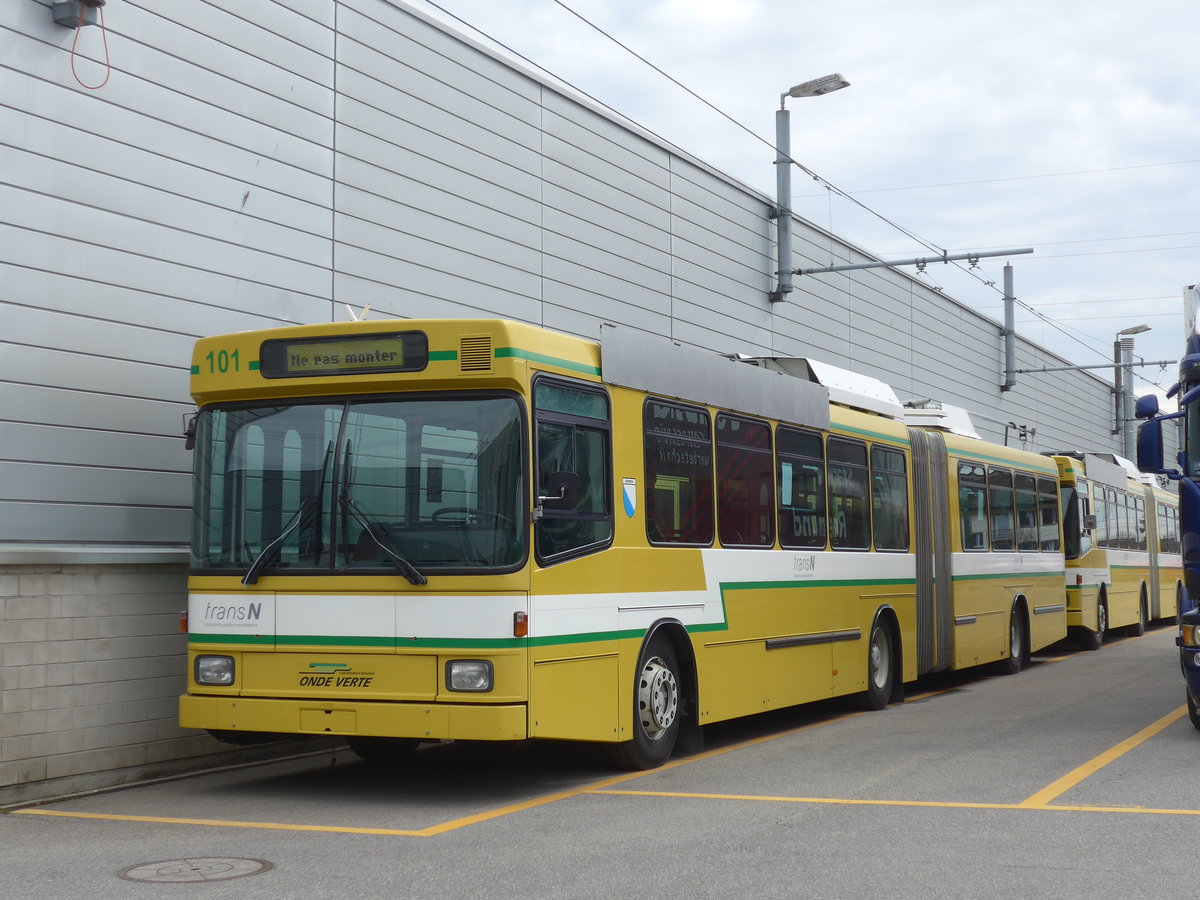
xmin=409 ymin=0 xmax=1199 ymax=399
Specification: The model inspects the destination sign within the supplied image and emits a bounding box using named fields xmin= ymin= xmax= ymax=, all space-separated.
xmin=259 ymin=332 xmax=428 ymax=378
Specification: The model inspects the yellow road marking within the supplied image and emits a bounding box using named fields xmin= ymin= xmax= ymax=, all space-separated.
xmin=1017 ymin=705 xmax=1187 ymax=808
xmin=10 ymin=712 xmax=865 ymax=837
xmin=11 ymin=808 xmax=428 ymax=836
xmin=585 ymin=789 xmax=1200 ymax=817
xmin=8 ymin=652 xmax=1183 ymax=836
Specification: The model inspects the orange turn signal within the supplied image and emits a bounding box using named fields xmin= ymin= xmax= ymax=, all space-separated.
xmin=513 ymin=610 xmax=528 ymax=638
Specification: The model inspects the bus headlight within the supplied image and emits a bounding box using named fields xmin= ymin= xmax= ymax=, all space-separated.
xmin=446 ymin=660 xmax=493 ymax=692
xmin=195 ymin=655 xmax=235 ymax=685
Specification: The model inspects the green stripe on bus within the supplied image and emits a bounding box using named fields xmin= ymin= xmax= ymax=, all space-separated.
xmin=721 ymin=577 xmax=916 ymax=592
xmin=835 ymin=424 xmax=912 ymax=446
xmin=495 ymin=346 xmax=601 ymax=375
xmin=951 ymin=570 xmax=1063 ymax=582
xmin=429 ymin=350 xmax=457 ymax=361
xmin=190 ymin=633 xmax=527 ymax=649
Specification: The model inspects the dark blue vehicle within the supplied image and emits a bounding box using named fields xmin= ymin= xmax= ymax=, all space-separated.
xmin=1136 ymin=302 xmax=1200 ymax=728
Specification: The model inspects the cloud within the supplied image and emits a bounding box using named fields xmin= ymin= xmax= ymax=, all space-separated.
xmin=410 ymin=0 xmax=1200 ymax=390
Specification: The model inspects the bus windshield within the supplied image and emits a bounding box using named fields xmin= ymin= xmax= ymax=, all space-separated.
xmin=191 ymin=395 xmax=526 ymax=575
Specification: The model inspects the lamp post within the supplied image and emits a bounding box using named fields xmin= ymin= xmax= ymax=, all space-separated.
xmin=771 ymin=73 xmax=850 ymax=303
xmin=1114 ymin=324 xmax=1150 ymax=459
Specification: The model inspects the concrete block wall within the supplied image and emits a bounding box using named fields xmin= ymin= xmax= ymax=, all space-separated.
xmin=0 ymin=564 xmax=232 ymax=805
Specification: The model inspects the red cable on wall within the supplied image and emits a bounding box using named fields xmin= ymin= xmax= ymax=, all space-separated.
xmin=70 ymin=2 xmax=111 ymax=90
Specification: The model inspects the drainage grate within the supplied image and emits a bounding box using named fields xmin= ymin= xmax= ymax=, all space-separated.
xmin=119 ymin=858 xmax=273 ymax=883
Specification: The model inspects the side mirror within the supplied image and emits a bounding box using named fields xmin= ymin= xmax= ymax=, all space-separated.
xmin=182 ymin=412 xmax=198 ymax=451
xmin=1136 ymin=418 xmax=1178 ymax=478
xmin=1134 ymin=394 xmax=1160 ymax=420
xmin=538 ymin=472 xmax=581 ymax=510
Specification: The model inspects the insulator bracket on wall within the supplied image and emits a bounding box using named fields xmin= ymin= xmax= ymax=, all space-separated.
xmin=53 ymin=0 xmax=105 ymax=28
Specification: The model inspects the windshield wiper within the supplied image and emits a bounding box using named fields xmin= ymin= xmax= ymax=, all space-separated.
xmin=338 ymin=440 xmax=427 ymax=586
xmin=242 ymin=497 xmax=317 ymax=586
xmin=339 ymin=496 xmax=428 ymax=586
xmin=242 ymin=440 xmax=333 ymax=585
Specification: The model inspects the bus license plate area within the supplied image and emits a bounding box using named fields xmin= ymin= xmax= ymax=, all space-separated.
xmin=299 ymin=708 xmax=356 ymax=733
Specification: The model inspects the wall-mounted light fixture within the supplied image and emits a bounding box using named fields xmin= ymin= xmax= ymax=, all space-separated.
xmin=770 ymin=74 xmax=850 ymax=303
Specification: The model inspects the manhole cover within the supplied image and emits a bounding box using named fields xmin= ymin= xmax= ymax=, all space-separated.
xmin=119 ymin=858 xmax=273 ymax=883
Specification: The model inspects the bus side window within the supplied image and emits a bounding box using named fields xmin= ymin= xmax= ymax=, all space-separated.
xmin=958 ymin=462 xmax=988 ymax=551
xmin=1077 ymin=479 xmax=1093 ymax=556
xmin=715 ymin=413 xmax=774 ymax=548
xmin=533 ymin=378 xmax=613 ymax=563
xmin=828 ymin=437 xmax=870 ymax=550
xmin=1014 ymin=472 xmax=1038 ymax=551
xmin=644 ymin=400 xmax=714 ymax=546
xmin=1038 ymin=476 xmax=1060 ymax=551
xmin=871 ymin=445 xmax=909 ymax=551
xmin=1135 ymin=496 xmax=1146 ymax=551
xmin=778 ymin=427 xmax=826 ymax=549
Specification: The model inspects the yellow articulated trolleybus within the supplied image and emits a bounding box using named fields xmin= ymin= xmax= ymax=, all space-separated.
xmin=1051 ymin=452 xmax=1181 ymax=650
xmin=180 ymin=318 xmax=1066 ymax=769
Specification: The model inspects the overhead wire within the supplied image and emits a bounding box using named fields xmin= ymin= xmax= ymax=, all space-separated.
xmin=803 ymin=158 xmax=1200 ymax=196
xmin=543 ymin=0 xmax=1142 ymax=367
xmin=418 ymin=0 xmax=1160 ymax=370
xmin=546 ymin=0 xmax=951 ymax=258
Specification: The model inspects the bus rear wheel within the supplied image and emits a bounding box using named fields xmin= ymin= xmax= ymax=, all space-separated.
xmin=1129 ymin=598 xmax=1147 ymax=637
xmin=1001 ymin=603 xmax=1025 ymax=675
xmin=859 ymin=620 xmax=895 ymax=710
xmin=614 ymin=636 xmax=681 ymax=770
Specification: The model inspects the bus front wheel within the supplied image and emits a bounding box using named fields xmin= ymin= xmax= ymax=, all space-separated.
xmin=1079 ymin=601 xmax=1107 ymax=652
xmin=614 ymin=636 xmax=681 ymax=770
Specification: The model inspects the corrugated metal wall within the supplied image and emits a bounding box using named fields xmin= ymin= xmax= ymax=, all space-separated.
xmin=2 ymin=0 xmax=1149 ymax=557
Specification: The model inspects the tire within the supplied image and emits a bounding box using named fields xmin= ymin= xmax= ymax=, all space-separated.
xmin=859 ymin=620 xmax=895 ymax=710
xmin=1001 ymin=603 xmax=1025 ymax=675
xmin=346 ymin=736 xmax=420 ymax=763
xmin=1189 ymin=692 xmax=1200 ymax=731
xmin=1079 ymin=600 xmax=1107 ymax=652
xmin=614 ymin=636 xmax=681 ymax=770
xmin=1129 ymin=598 xmax=1147 ymax=637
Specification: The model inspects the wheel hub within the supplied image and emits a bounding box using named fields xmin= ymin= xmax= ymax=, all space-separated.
xmin=869 ymin=633 xmax=890 ymax=689
xmin=637 ymin=656 xmax=678 ymax=740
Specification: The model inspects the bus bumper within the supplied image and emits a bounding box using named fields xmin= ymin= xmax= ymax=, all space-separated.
xmin=179 ymin=694 xmax=528 ymax=742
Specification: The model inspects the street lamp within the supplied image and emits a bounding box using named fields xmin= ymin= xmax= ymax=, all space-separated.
xmin=771 ymin=73 xmax=850 ymax=303
xmin=1114 ymin=324 xmax=1150 ymax=459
